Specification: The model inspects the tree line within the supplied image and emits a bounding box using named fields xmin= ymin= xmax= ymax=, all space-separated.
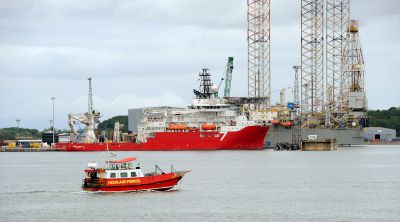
xmin=368 ymin=107 xmax=400 ymax=136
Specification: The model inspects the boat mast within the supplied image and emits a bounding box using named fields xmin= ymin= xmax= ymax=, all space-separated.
xmin=106 ymin=142 xmax=110 ymax=169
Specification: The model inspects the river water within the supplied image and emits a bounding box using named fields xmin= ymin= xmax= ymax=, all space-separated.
xmin=1 ymin=145 xmax=399 ymax=222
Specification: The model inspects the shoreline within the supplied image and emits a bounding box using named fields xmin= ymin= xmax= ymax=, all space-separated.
xmin=1 ymin=143 xmax=400 ymax=152
xmin=1 ymin=147 xmax=56 ymax=152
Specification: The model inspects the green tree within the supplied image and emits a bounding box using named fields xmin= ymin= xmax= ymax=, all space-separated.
xmin=0 ymin=127 xmax=41 ymax=140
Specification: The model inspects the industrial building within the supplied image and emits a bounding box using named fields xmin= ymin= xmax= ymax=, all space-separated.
xmin=363 ymin=127 xmax=396 ymax=142
xmin=128 ymin=108 xmax=144 ymax=133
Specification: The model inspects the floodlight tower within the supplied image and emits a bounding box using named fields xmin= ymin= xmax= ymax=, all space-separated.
xmin=301 ymin=0 xmax=325 ymax=126
xmin=293 ymin=66 xmax=301 ymax=105
xmin=325 ymin=0 xmax=350 ymax=127
xmin=247 ymin=0 xmax=271 ymax=106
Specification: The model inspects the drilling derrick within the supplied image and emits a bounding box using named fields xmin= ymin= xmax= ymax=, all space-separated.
xmin=325 ymin=0 xmax=350 ymax=127
xmin=348 ymin=20 xmax=365 ymax=94
xmin=346 ymin=20 xmax=367 ymax=127
xmin=301 ymin=0 xmax=325 ymax=127
xmin=247 ymin=0 xmax=271 ymax=105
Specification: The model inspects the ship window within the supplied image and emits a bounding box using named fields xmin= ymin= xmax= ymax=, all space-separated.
xmin=131 ymin=172 xmax=137 ymax=177
xmin=120 ymin=172 xmax=128 ymax=178
xmin=200 ymin=134 xmax=205 ymax=138
xmin=215 ymin=134 xmax=219 ymax=137
xmin=110 ymin=172 xmax=116 ymax=178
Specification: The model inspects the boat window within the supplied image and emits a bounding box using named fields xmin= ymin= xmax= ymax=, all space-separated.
xmin=120 ymin=172 xmax=128 ymax=178
xmin=200 ymin=134 xmax=205 ymax=138
xmin=131 ymin=172 xmax=137 ymax=177
xmin=110 ymin=172 xmax=116 ymax=178
xmin=215 ymin=134 xmax=219 ymax=137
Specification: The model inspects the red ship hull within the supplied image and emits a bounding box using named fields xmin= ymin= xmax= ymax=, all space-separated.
xmin=55 ymin=125 xmax=270 ymax=151
xmin=82 ymin=172 xmax=184 ymax=192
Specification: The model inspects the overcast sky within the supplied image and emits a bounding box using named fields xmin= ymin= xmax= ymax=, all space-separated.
xmin=0 ymin=0 xmax=399 ymax=130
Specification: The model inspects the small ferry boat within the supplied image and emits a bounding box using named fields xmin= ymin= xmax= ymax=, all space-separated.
xmin=82 ymin=157 xmax=189 ymax=192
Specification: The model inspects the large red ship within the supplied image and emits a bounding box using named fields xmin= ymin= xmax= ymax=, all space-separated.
xmin=56 ymin=125 xmax=269 ymax=151
xmin=55 ymin=68 xmax=270 ymax=151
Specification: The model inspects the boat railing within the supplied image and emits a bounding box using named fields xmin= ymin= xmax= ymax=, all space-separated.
xmin=155 ymin=164 xmax=165 ymax=175
xmin=144 ymin=164 xmax=165 ymax=177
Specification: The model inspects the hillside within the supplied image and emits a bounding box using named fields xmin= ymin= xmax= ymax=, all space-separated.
xmin=97 ymin=115 xmax=128 ymax=133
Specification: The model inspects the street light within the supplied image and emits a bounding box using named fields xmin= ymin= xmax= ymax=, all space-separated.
xmin=16 ymin=119 xmax=21 ymax=140
xmin=51 ymin=97 xmax=56 ymax=145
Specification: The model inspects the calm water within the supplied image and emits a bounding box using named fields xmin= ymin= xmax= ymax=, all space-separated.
xmin=1 ymin=145 xmax=399 ymax=222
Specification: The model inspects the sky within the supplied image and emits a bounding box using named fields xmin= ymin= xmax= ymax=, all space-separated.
xmin=0 ymin=0 xmax=399 ymax=130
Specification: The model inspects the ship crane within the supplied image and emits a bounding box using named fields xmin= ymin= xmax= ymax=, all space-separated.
xmin=68 ymin=77 xmax=101 ymax=143
xmin=223 ymin=57 xmax=234 ymax=98
xmin=213 ymin=57 xmax=234 ymax=98
xmin=68 ymin=111 xmax=101 ymax=143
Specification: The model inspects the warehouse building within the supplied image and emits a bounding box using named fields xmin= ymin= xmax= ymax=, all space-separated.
xmin=363 ymin=127 xmax=396 ymax=142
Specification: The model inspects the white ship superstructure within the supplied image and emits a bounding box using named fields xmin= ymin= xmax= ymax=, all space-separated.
xmin=137 ymin=69 xmax=262 ymax=143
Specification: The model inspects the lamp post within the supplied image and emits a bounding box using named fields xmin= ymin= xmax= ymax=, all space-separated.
xmin=50 ymin=97 xmax=56 ymax=145
xmin=16 ymin=119 xmax=21 ymax=140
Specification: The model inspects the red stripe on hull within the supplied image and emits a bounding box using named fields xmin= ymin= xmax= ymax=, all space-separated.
xmin=56 ymin=125 xmax=270 ymax=151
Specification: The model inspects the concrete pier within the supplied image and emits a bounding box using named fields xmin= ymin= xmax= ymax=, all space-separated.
xmin=301 ymin=138 xmax=337 ymax=151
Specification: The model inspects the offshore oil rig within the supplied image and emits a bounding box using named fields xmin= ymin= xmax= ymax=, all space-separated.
xmin=125 ymin=0 xmax=368 ymax=149
xmin=243 ymin=0 xmax=367 ymax=148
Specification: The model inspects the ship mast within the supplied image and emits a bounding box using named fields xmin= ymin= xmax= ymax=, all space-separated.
xmin=193 ymin=68 xmax=217 ymax=99
xmin=88 ymin=77 xmax=93 ymax=113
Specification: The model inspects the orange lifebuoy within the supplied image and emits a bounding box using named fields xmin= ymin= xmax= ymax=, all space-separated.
xmin=201 ymin=124 xmax=217 ymax=131
xmin=168 ymin=124 xmax=188 ymax=130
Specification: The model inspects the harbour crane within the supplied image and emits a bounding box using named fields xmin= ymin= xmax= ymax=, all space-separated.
xmin=68 ymin=77 xmax=101 ymax=143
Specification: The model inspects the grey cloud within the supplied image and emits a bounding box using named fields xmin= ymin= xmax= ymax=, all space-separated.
xmin=0 ymin=0 xmax=399 ymax=129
